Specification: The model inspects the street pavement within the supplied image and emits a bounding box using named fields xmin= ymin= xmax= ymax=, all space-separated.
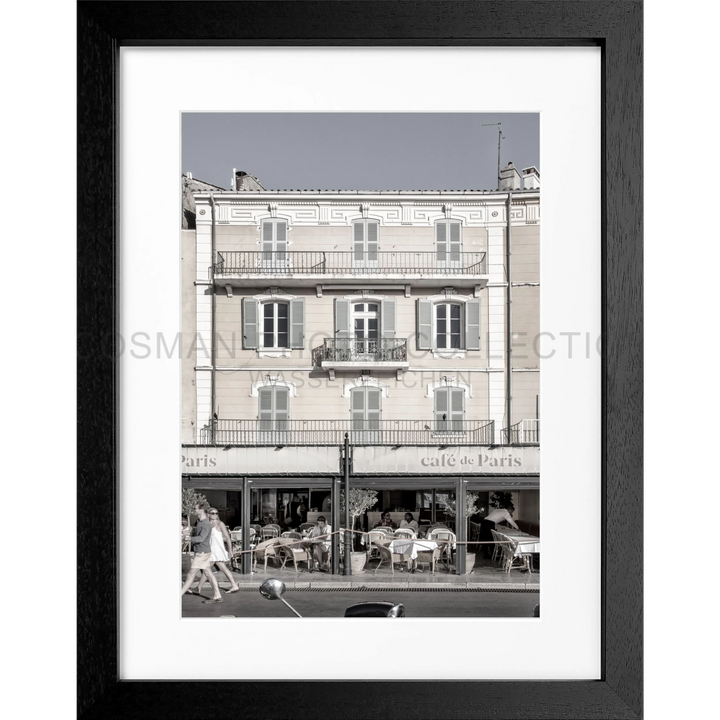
xmin=182 ymin=588 xmax=539 ymax=618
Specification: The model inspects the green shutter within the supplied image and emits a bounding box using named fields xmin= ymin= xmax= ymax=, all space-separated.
xmin=262 ymin=221 xmax=274 ymax=256
xmin=243 ymin=298 xmax=259 ymax=349
xmin=351 ymin=388 xmax=365 ymax=431
xmin=417 ymin=299 xmax=433 ymax=350
xmin=289 ymin=298 xmax=305 ymax=349
xmin=366 ymin=388 xmax=382 ymax=430
xmin=258 ymin=387 xmax=273 ymax=431
xmin=274 ymin=387 xmax=289 ymax=431
xmin=275 ymin=221 xmax=287 ymax=260
xmin=466 ymin=299 xmax=481 ymax=351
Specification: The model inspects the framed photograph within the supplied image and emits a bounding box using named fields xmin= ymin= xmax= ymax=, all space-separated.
xmin=76 ymin=1 xmax=645 ymax=718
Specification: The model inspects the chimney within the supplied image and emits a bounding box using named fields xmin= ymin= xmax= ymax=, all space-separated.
xmin=235 ymin=170 xmax=248 ymax=190
xmin=499 ymin=161 xmax=522 ymax=191
xmin=522 ymin=166 xmax=540 ymax=190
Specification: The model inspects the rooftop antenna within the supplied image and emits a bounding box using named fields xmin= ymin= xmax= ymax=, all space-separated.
xmin=482 ymin=123 xmax=505 ymax=190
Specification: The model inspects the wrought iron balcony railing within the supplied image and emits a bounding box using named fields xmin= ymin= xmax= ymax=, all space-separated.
xmin=200 ymin=419 xmax=496 ymax=447
xmin=315 ymin=337 xmax=407 ymax=364
xmin=213 ymin=250 xmax=487 ymax=276
xmin=499 ymin=419 xmax=540 ymax=445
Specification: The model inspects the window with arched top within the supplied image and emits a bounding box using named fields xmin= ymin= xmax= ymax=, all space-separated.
xmin=416 ymin=297 xmax=481 ymax=352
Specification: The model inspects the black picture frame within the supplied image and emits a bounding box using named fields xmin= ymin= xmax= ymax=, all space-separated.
xmin=77 ymin=1 xmax=642 ymax=718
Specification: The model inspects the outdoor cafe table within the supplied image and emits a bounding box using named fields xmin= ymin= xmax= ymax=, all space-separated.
xmin=387 ymin=538 xmax=439 ymax=561
xmin=495 ymin=530 xmax=540 ymax=572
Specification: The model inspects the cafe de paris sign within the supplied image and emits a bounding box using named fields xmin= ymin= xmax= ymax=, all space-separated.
xmin=352 ymin=445 xmax=540 ymax=475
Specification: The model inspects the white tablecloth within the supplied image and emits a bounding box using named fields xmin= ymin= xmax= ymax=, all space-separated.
xmin=496 ymin=531 xmax=540 ymax=555
xmin=388 ymin=539 xmax=439 ymax=560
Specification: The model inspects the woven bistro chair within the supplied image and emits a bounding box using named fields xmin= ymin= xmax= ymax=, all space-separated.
xmin=489 ymin=529 xmax=504 ymax=564
xmin=366 ymin=529 xmax=391 ymax=565
xmin=299 ymin=522 xmax=316 ymax=534
xmin=374 ymin=544 xmax=406 ymax=575
xmin=428 ymin=528 xmax=456 ymax=571
xmin=253 ymin=538 xmax=282 ymax=572
xmin=275 ymin=538 xmax=311 ymax=573
xmin=261 ymin=526 xmax=280 ymax=541
xmin=393 ymin=527 xmax=416 ymax=539
xmin=415 ymin=542 xmax=441 ymax=574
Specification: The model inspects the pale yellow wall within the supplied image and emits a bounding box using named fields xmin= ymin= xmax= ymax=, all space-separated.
xmin=214 ymin=286 xmax=493 ymax=369
xmin=508 ymin=225 xmax=539 ymax=283
xmin=511 ymin=285 xmax=540 ymax=367
xmin=511 ymin=371 xmax=539 ymax=422
xmin=214 ymin=223 xmax=488 ymax=256
xmin=214 ymin=370 xmax=491 ymax=423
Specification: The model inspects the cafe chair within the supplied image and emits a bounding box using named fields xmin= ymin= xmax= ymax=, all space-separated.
xmin=499 ymin=536 xmax=530 ymax=574
xmin=490 ymin=529 xmax=504 ymax=564
xmin=275 ymin=538 xmax=311 ymax=573
xmin=372 ymin=526 xmax=393 ymax=534
xmin=415 ymin=544 xmax=440 ymax=574
xmin=366 ymin=530 xmax=390 ymax=564
xmin=254 ymin=538 xmax=282 ymax=572
xmin=281 ymin=531 xmax=302 ymax=539
xmin=250 ymin=524 xmax=263 ymax=535
xmin=261 ymin=526 xmax=280 ymax=541
xmin=393 ymin=528 xmax=416 ymax=539
xmin=428 ymin=529 xmax=456 ymax=571
xmin=232 ymin=526 xmax=242 ymax=531
xmin=299 ymin=522 xmax=315 ymax=533
xmin=374 ymin=545 xmax=405 ymax=575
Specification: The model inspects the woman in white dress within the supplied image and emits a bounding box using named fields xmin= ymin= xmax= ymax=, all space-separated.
xmin=195 ymin=508 xmax=240 ymax=595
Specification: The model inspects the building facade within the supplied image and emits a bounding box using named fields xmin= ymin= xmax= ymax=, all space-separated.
xmin=181 ymin=164 xmax=540 ymax=573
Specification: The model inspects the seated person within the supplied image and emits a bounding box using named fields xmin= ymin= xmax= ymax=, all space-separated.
xmin=398 ymin=513 xmax=419 ymax=532
xmin=305 ymin=516 xmax=332 ymax=571
xmin=374 ymin=511 xmax=397 ymax=530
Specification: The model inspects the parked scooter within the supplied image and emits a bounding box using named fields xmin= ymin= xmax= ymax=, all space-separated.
xmin=259 ymin=578 xmax=406 ymax=617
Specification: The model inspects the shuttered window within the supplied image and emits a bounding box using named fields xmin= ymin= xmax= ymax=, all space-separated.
xmin=434 ymin=387 xmax=465 ymax=433
xmin=417 ymin=298 xmax=481 ymax=352
xmin=351 ymin=387 xmax=382 ymax=442
xmin=261 ymin=219 xmax=288 ymax=261
xmin=245 ymin=298 xmax=304 ymax=350
xmin=435 ymin=220 xmax=462 ymax=264
xmin=258 ymin=386 xmax=290 ymax=433
xmin=352 ymin=220 xmax=379 ymax=264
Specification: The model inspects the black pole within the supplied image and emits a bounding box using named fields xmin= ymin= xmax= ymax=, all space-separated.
xmin=343 ymin=433 xmax=352 ymax=576
xmin=331 ymin=477 xmax=340 ymax=575
xmin=241 ymin=477 xmax=251 ymax=574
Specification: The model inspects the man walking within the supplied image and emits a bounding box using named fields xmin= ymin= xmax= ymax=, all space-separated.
xmin=181 ymin=502 xmax=223 ymax=603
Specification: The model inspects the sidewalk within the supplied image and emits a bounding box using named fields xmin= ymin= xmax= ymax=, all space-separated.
xmin=183 ymin=551 xmax=539 ymax=591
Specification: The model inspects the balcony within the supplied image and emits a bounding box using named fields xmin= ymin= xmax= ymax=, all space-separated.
xmin=313 ymin=338 xmax=408 ymax=377
xmin=200 ymin=419 xmax=496 ymax=447
xmin=499 ymin=419 xmax=539 ymax=445
xmin=212 ymin=250 xmax=488 ymax=290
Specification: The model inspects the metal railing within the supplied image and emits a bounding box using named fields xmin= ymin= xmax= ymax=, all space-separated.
xmin=213 ymin=250 xmax=487 ymax=276
xmin=200 ymin=419 xmax=496 ymax=446
xmin=315 ymin=337 xmax=407 ymax=364
xmin=499 ymin=419 xmax=540 ymax=445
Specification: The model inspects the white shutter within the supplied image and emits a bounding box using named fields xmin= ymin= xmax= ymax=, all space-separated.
xmin=450 ymin=388 xmax=465 ymax=432
xmin=275 ymin=221 xmax=287 ymax=261
xmin=366 ymin=388 xmax=382 ymax=431
xmin=354 ymin=222 xmax=365 ymax=262
xmin=351 ymin=388 xmax=365 ymax=432
xmin=434 ymin=387 xmax=449 ymax=432
xmin=436 ymin=221 xmax=447 ymax=263
xmin=262 ymin=221 xmax=274 ymax=257
xmin=417 ymin=299 xmax=433 ymax=350
xmin=381 ymin=299 xmax=396 ymax=340
xmin=449 ymin=221 xmax=461 ymax=263
xmin=243 ymin=298 xmax=259 ymax=349
xmin=334 ymin=299 xmax=351 ymax=341
xmin=367 ymin=221 xmax=378 ymax=262
xmin=289 ymin=298 xmax=305 ymax=349
xmin=466 ymin=299 xmax=481 ymax=351
xmin=274 ymin=387 xmax=289 ymax=431
xmin=258 ymin=387 xmax=273 ymax=432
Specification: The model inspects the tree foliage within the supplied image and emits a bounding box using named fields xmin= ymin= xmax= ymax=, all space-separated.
xmin=490 ymin=491 xmax=514 ymax=510
xmin=340 ymin=488 xmax=379 ymax=526
xmin=182 ymin=488 xmax=208 ymax=524
xmin=444 ymin=491 xmax=483 ymax=518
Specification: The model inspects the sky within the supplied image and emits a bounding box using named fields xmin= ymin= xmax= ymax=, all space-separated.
xmin=182 ymin=113 xmax=539 ymax=191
